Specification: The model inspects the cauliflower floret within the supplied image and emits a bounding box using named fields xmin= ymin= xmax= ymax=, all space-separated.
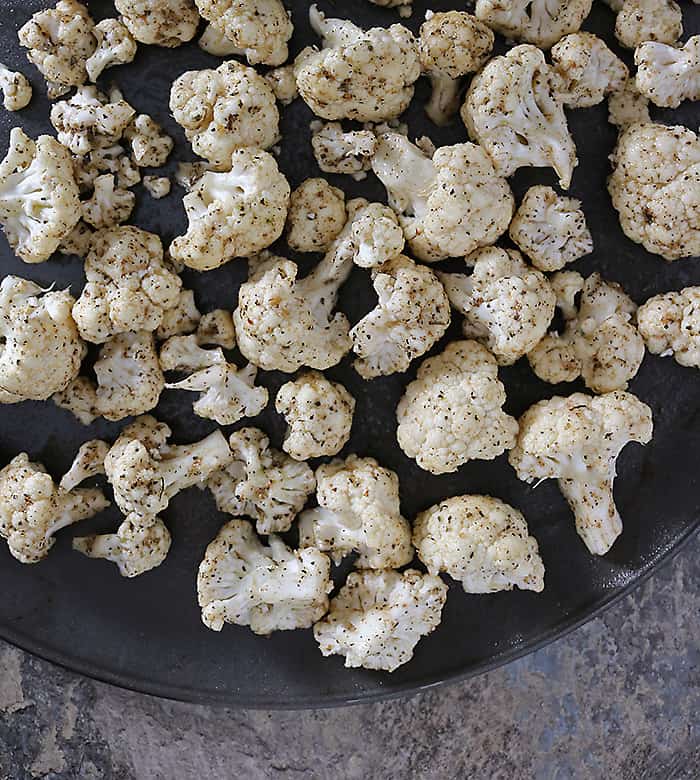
xmin=637 ymin=287 xmax=700 ymax=368
xmin=286 ymin=178 xmax=346 ymax=253
xmin=396 ymin=340 xmax=518 ymax=475
xmin=0 ymin=128 xmax=80 ymax=263
xmin=475 ymin=0 xmax=592 ymax=48
xmin=615 ymin=0 xmax=682 ymax=50
xmin=59 ymin=439 xmax=109 ymax=492
xmin=608 ymin=123 xmax=700 ymax=261
xmin=438 ymin=246 xmax=555 ymax=366
xmin=18 ymin=0 xmax=96 ymax=99
xmin=207 ymin=428 xmax=315 ymax=535
xmin=419 ymin=11 xmax=494 ymax=126
xmin=509 ymin=391 xmax=653 ymax=555
xmin=169 ymin=148 xmax=290 ymax=271
xmin=371 ymin=132 xmax=514 ymax=262
xmin=414 ymin=495 xmax=545 ymax=593
xmin=73 ymin=140 xmax=141 ymax=194
xmin=85 ymin=18 xmax=137 ymax=82
xmin=123 ymin=114 xmax=173 ymax=168
xmin=197 ymin=519 xmax=331 ymax=634
xmin=82 ymin=174 xmax=135 ymax=229
xmin=104 ymin=415 xmax=232 ymax=516
xmin=350 ymin=254 xmax=451 ymax=378
xmin=195 ymin=0 xmax=292 ymax=66
xmin=310 ymin=121 xmax=378 ymax=179
xmin=265 ymin=65 xmax=298 ymax=106
xmin=115 ymin=0 xmax=199 ymax=47
xmin=509 ymin=185 xmax=593 ymax=272
xmin=159 ymin=333 xmax=225 ymax=372
xmin=58 ymin=220 xmax=94 ymax=258
xmin=155 ymin=289 xmax=201 ymax=340
xmin=314 ymin=569 xmax=447 ymax=672
xmin=635 ymin=37 xmax=700 ymax=109
xmin=275 ymin=371 xmax=355 ymax=460
xmin=607 ymin=79 xmax=651 ymax=131
xmin=368 ymin=0 xmax=413 ymax=18
xmin=295 ymin=6 xmax=421 ymax=122
xmin=143 ymin=176 xmax=171 ymax=199
xmin=551 ymin=32 xmax=628 ymax=108
xmin=52 ymin=376 xmax=99 ymax=425
xmin=72 ymin=226 xmax=182 ymax=343
xmin=0 ymin=63 xmax=32 ymax=111
xmin=170 ymin=62 xmax=279 ymax=170
xmin=0 ymin=276 xmax=85 ymax=403
xmin=348 ymin=200 xmax=405 ymax=268
xmin=196 ymin=309 xmax=235 ymax=349
xmin=0 ymin=453 xmax=108 ymax=564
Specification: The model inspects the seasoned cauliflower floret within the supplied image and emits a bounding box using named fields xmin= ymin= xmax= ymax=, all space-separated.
xmin=115 ymin=0 xmax=199 ymax=47
xmin=607 ymin=79 xmax=651 ymax=131
xmin=155 ymin=289 xmax=201 ymax=340
xmin=368 ymin=0 xmax=413 ymax=18
xmin=295 ymin=6 xmax=421 ymax=122
xmin=637 ymin=287 xmax=700 ymax=368
xmin=207 ymin=428 xmax=315 ymax=535
xmin=0 ymin=128 xmax=80 ymax=263
xmin=124 ymin=114 xmax=173 ymax=168
xmin=299 ymin=455 xmax=413 ymax=569
xmin=198 ymin=519 xmax=331 ymax=634
xmin=0 ymin=63 xmax=32 ymax=111
xmin=86 ymin=18 xmax=137 ymax=82
xmin=348 ymin=200 xmax=405 ymax=268
xmin=53 ymin=376 xmax=100 ymax=425
xmin=615 ymin=0 xmax=682 ymax=50
xmin=438 ymin=246 xmax=555 ymax=366
xmin=58 ymin=220 xmax=94 ymax=258
xmin=143 ymin=176 xmax=171 ymax=199
xmin=461 ymin=45 xmax=577 ymax=189
xmin=265 ymin=66 xmax=298 ymax=106
xmin=81 ymin=174 xmax=135 ymax=229
xmin=608 ymin=123 xmax=700 ymax=261
xmin=396 ymin=340 xmax=518 ymax=475
xmin=310 ymin=121 xmax=378 ymax=179
xmin=414 ymin=495 xmax=545 ymax=593
xmin=635 ymin=37 xmax=700 ymax=109
xmin=286 ymin=179 xmax=346 ymax=253
xmin=314 ymin=569 xmax=447 ymax=672
xmin=59 ymin=439 xmax=109 ymax=492
xmin=196 ymin=309 xmax=236 ymax=349
xmin=73 ymin=139 xmax=141 ymax=194
xmin=509 ymin=391 xmax=653 ymax=555
xmin=275 ymin=371 xmax=355 ymax=460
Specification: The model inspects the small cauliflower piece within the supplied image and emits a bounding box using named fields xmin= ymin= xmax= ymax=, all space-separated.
xmin=207 ymin=428 xmax=315 ymax=535
xmin=170 ymin=62 xmax=279 ymax=170
xmin=73 ymin=140 xmax=141 ymax=194
xmin=414 ymin=495 xmax=545 ymax=593
xmin=60 ymin=439 xmax=109 ymax=492
xmin=371 ymin=132 xmax=514 ymax=262
xmin=58 ymin=220 xmax=94 ymax=258
xmin=314 ymin=569 xmax=447 ymax=672
xmin=368 ymin=0 xmax=413 ymax=18
xmin=159 ymin=334 xmax=225 ymax=372
xmin=509 ymin=391 xmax=653 ymax=555
xmin=350 ymin=254 xmax=451 ymax=378
xmin=419 ymin=11 xmax=494 ymax=126
xmin=295 ymin=6 xmax=421 ymax=122
xmin=635 ymin=37 xmax=700 ymax=109
xmin=396 ymin=340 xmax=518 ymax=475
xmin=0 ymin=128 xmax=80 ymax=263
xmin=155 ymin=289 xmax=201 ymax=340
xmin=82 ymin=174 xmax=135 ymax=229
xmin=509 ymin=185 xmax=593 ymax=272
xmin=0 ymin=453 xmax=108 ymax=564
xmin=299 ymin=455 xmax=413 ymax=569
xmin=143 ymin=176 xmax=171 ymax=199
xmin=438 ymin=246 xmax=555 ymax=366
xmin=0 ymin=63 xmax=32 ymax=111
xmin=197 ymin=519 xmax=331 ymax=634
xmin=196 ymin=309 xmax=236 ymax=349
xmin=86 ymin=18 xmax=137 ymax=82
xmin=265 ymin=65 xmax=298 ymax=106
xmin=169 ymin=148 xmax=290 ymax=271
xmin=637 ymin=287 xmax=700 ymax=368
xmin=608 ymin=123 xmax=700 ymax=261
xmin=52 ymin=376 xmax=99 ymax=425
xmin=0 ymin=276 xmax=85 ymax=403
xmin=124 ymin=114 xmax=173 ymax=168
xmin=275 ymin=371 xmax=355 ymax=460
xmin=607 ymin=79 xmax=651 ymax=131
xmin=615 ymin=0 xmax=682 ymax=50
xmin=286 ymin=178 xmax=346 ymax=253
xmin=115 ymin=0 xmax=199 ymax=47
xmin=348 ymin=200 xmax=405 ymax=268
xmin=310 ymin=121 xmax=378 ymax=179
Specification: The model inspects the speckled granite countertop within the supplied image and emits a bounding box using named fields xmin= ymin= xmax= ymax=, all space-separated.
xmin=0 ymin=533 xmax=697 ymax=779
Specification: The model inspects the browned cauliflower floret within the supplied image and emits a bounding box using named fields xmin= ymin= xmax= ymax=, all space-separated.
xmin=115 ymin=0 xmax=199 ymax=47
xmin=310 ymin=121 xmax=378 ymax=179
xmin=124 ymin=114 xmax=173 ymax=168
xmin=0 ymin=63 xmax=32 ymax=111
xmin=286 ymin=178 xmax=346 ymax=253
xmin=637 ymin=287 xmax=700 ymax=368
xmin=615 ymin=0 xmax=682 ymax=50
xmin=86 ymin=18 xmax=137 ymax=82
xmin=635 ymin=37 xmax=700 ymax=109
xmin=81 ymin=173 xmax=135 ymax=229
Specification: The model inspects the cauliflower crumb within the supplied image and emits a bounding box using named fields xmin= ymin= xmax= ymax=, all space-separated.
xmin=60 ymin=439 xmax=109 ymax=492
xmin=637 ymin=287 xmax=700 ymax=368
xmin=0 ymin=63 xmax=32 ymax=110
xmin=310 ymin=121 xmax=377 ymax=179
xmin=607 ymin=78 xmax=651 ymax=131
xmin=124 ymin=114 xmax=173 ymax=167
xmin=86 ymin=18 xmax=137 ymax=82
xmin=635 ymin=37 xmax=700 ymax=109
xmin=115 ymin=0 xmax=199 ymax=47
xmin=143 ymin=176 xmax=171 ymax=199
xmin=286 ymin=178 xmax=346 ymax=253
xmin=265 ymin=65 xmax=298 ymax=106
xmin=82 ymin=173 xmax=136 ymax=229
xmin=615 ymin=0 xmax=682 ymax=50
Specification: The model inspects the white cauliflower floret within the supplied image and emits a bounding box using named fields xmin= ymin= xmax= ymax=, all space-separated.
xmin=607 ymin=79 xmax=651 ymax=131
xmin=197 ymin=519 xmax=331 ymax=634
xmin=115 ymin=0 xmax=199 ymax=47
xmin=551 ymin=32 xmax=628 ymax=108
xmin=275 ymin=371 xmax=355 ymax=460
xmin=635 ymin=37 xmax=700 ymax=109
xmin=414 ymin=495 xmax=545 ymax=593
xmin=207 ymin=428 xmax=315 ymax=535
xmin=295 ymin=6 xmax=421 ymax=122
xmin=419 ymin=11 xmax=494 ymax=125
xmin=86 ymin=18 xmax=137 ymax=82
xmin=461 ymin=45 xmax=577 ymax=189
xmin=509 ymin=185 xmax=593 ymax=272
xmin=396 ymin=340 xmax=518 ymax=475
xmin=0 ymin=276 xmax=85 ymax=403
xmin=348 ymin=200 xmax=405 ymax=268
xmin=637 ymin=287 xmax=700 ymax=368
xmin=72 ymin=226 xmax=182 ymax=343
xmin=73 ymin=513 xmax=171 ymax=577
xmin=368 ymin=0 xmax=413 ymax=18
xmin=73 ymin=140 xmax=141 ymax=194
xmin=350 ymin=254 xmax=451 ymax=378
xmin=170 ymin=62 xmax=279 ymax=170
xmin=159 ymin=333 xmax=225 ymax=372
xmin=371 ymin=132 xmax=514 ymax=262
xmin=52 ymin=376 xmax=99 ymax=425
xmin=18 ymin=0 xmax=96 ymax=99
xmin=169 ymin=148 xmax=290 ymax=271
xmin=438 ymin=246 xmax=555 ymax=366
xmin=314 ymin=569 xmax=447 ymax=672
xmin=299 ymin=455 xmax=413 ymax=569
xmin=104 ymin=415 xmax=232 ymax=516
xmin=0 ymin=453 xmax=108 ymax=564
xmin=155 ymin=289 xmax=201 ymax=340
xmin=310 ymin=121 xmax=378 ymax=179
xmin=196 ymin=309 xmax=235 ymax=349
xmin=82 ymin=174 xmax=135 ymax=229
xmin=286 ymin=178 xmax=346 ymax=253
xmin=0 ymin=128 xmax=80 ymax=263
xmin=143 ymin=176 xmax=171 ymax=199
xmin=124 ymin=114 xmax=173 ymax=168
xmin=58 ymin=220 xmax=94 ymax=258
xmin=0 ymin=63 xmax=32 ymax=111
xmin=59 ymin=439 xmax=109 ymax=492
xmin=509 ymin=391 xmax=653 ymax=555
xmin=265 ymin=66 xmax=298 ymax=105
xmin=608 ymin=123 xmax=700 ymax=261
xmin=615 ymin=0 xmax=682 ymax=50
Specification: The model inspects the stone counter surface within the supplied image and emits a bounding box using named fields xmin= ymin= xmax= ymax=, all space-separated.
xmin=0 ymin=534 xmax=697 ymax=780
